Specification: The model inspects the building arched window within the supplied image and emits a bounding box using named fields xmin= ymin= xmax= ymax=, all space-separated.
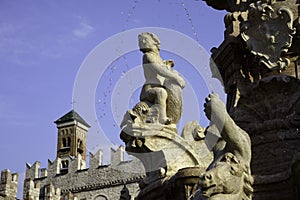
xmin=61 ymin=160 xmax=68 ymax=169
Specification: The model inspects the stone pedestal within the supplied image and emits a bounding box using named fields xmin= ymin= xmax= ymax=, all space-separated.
xmin=121 ymin=123 xmax=212 ymax=199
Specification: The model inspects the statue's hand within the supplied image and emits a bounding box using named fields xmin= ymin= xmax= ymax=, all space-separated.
xmin=176 ymin=75 xmax=185 ymax=88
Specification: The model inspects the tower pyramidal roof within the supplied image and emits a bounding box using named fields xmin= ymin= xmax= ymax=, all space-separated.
xmin=54 ymin=110 xmax=90 ymax=127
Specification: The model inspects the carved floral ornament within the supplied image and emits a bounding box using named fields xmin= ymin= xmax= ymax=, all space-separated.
xmin=240 ymin=1 xmax=296 ymax=72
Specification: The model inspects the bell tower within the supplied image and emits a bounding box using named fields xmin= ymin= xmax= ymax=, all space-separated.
xmin=54 ymin=110 xmax=90 ymax=163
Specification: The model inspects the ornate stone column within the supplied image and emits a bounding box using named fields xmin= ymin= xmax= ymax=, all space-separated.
xmin=204 ymin=0 xmax=300 ymax=199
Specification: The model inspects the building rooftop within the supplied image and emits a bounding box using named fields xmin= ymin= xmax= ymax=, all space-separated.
xmin=54 ymin=110 xmax=90 ymax=127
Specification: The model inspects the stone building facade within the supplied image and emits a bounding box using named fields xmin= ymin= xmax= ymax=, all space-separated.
xmin=23 ymin=110 xmax=145 ymax=200
xmin=0 ymin=169 xmax=18 ymax=200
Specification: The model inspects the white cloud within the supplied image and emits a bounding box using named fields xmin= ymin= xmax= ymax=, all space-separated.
xmin=72 ymin=22 xmax=94 ymax=39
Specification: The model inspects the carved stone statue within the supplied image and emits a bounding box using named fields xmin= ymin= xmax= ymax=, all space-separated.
xmin=120 ymin=33 xmax=213 ymax=200
xmin=138 ymin=32 xmax=185 ymax=125
xmin=120 ymin=32 xmax=185 ymax=128
xmin=192 ymin=94 xmax=253 ymax=200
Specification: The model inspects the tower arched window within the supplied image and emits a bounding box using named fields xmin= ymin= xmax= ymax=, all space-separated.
xmin=62 ymin=138 xmax=67 ymax=147
xmin=67 ymin=137 xmax=71 ymax=147
xmin=77 ymin=139 xmax=84 ymax=154
xmin=78 ymin=139 xmax=82 ymax=149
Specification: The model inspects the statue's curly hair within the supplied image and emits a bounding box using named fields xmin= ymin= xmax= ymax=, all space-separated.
xmin=133 ymin=101 xmax=149 ymax=116
xmin=138 ymin=32 xmax=160 ymax=51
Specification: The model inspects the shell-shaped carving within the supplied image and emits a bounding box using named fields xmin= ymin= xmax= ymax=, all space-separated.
xmin=240 ymin=2 xmax=296 ymax=71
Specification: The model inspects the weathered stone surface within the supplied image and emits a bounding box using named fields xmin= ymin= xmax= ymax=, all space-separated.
xmin=232 ymin=75 xmax=300 ymax=199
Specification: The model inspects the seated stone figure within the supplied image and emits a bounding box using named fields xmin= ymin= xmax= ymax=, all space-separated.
xmin=192 ymin=94 xmax=253 ymax=200
xmin=138 ymin=32 xmax=185 ymax=125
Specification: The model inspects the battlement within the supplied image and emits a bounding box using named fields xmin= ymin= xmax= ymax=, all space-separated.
xmin=25 ymin=162 xmax=40 ymax=180
xmin=0 ymin=169 xmax=18 ymax=199
xmin=89 ymin=149 xmax=103 ymax=169
xmin=23 ymin=145 xmax=144 ymax=199
xmin=111 ymin=145 xmax=124 ymax=166
xmin=24 ymin=146 xmax=130 ymax=180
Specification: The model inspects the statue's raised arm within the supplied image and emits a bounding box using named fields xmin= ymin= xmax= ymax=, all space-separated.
xmin=204 ymin=94 xmax=251 ymax=163
xmin=193 ymin=93 xmax=253 ymax=200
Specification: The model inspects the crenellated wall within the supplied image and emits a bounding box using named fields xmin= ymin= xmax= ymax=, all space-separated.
xmin=0 ymin=169 xmax=18 ymax=200
xmin=23 ymin=146 xmax=145 ymax=200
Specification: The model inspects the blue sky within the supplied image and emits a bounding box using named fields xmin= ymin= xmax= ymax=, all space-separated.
xmin=0 ymin=0 xmax=226 ymax=198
